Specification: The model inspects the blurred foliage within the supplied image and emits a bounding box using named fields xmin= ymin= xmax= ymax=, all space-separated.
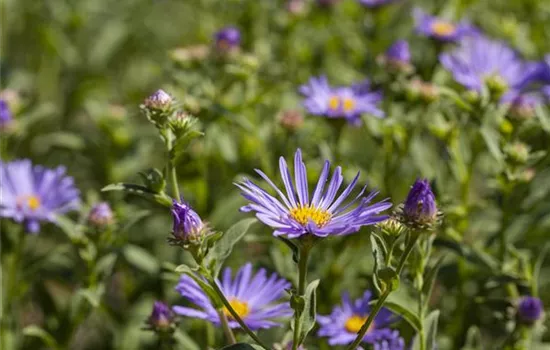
xmin=2 ymin=0 xmax=550 ymax=349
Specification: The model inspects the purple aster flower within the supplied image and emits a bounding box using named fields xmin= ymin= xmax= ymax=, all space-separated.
xmin=173 ymin=263 xmax=292 ymax=330
xmin=401 ymin=178 xmax=437 ymax=227
xmin=358 ymin=0 xmax=398 ymax=8
xmin=373 ymin=330 xmax=406 ymax=350
xmin=517 ymin=296 xmax=544 ymax=324
xmin=299 ymin=76 xmax=384 ymax=125
xmin=171 ymin=199 xmax=204 ymax=243
xmin=0 ymin=99 xmax=12 ymax=128
xmin=317 ymin=291 xmax=399 ymax=346
xmin=88 ymin=202 xmax=114 ymax=227
xmin=414 ymin=8 xmax=477 ymax=42
xmin=237 ymin=149 xmax=391 ymax=239
xmin=214 ymin=26 xmax=241 ymax=52
xmin=0 ymin=159 xmax=80 ymax=233
xmin=440 ymin=36 xmax=539 ymax=94
xmin=146 ymin=301 xmax=177 ymax=332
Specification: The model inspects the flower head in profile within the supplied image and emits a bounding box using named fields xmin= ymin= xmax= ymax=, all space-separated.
xmin=379 ymin=40 xmax=413 ymax=73
xmin=300 ymin=76 xmax=384 ymax=125
xmin=0 ymin=160 xmax=80 ymax=233
xmin=414 ymin=8 xmax=477 ymax=42
xmin=399 ymin=179 xmax=438 ymax=230
xmin=517 ymin=296 xmax=544 ymax=324
xmin=88 ymin=202 xmax=114 ymax=228
xmin=145 ymin=301 xmax=177 ymax=333
xmin=317 ymin=291 xmax=400 ymax=346
xmin=237 ymin=149 xmax=391 ymax=239
xmin=0 ymin=99 xmax=12 ymax=129
xmin=173 ymin=263 xmax=292 ymax=330
xmin=440 ymin=36 xmax=538 ymax=96
xmin=214 ymin=26 xmax=241 ymax=52
xmin=171 ymin=199 xmax=205 ymax=244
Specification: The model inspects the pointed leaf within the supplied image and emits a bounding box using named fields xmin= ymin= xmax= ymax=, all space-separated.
xmin=102 ymin=183 xmax=172 ymax=207
xmin=296 ymin=279 xmax=320 ymax=344
xmin=23 ymin=326 xmax=60 ymax=350
xmin=412 ymin=310 xmax=440 ymax=350
xmin=383 ymin=301 xmax=422 ymax=331
xmin=123 ymin=244 xmax=160 ymax=274
xmin=422 ymin=255 xmax=446 ymax=306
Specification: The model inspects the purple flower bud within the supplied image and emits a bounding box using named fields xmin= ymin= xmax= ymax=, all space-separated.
xmin=0 ymin=99 xmax=13 ymax=128
xmin=171 ymin=199 xmax=204 ymax=243
xmin=147 ymin=301 xmax=176 ymax=332
xmin=144 ymin=90 xmax=172 ymax=110
xmin=403 ymin=179 xmax=438 ymax=226
xmin=88 ymin=202 xmax=114 ymax=227
xmin=386 ymin=40 xmax=411 ymax=65
xmin=518 ymin=296 xmax=544 ymax=324
xmin=214 ymin=26 xmax=241 ymax=52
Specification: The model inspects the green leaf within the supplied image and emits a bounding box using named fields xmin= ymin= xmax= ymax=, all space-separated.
xmin=480 ymin=126 xmax=503 ymax=165
xmin=383 ymin=301 xmax=422 ymax=331
xmin=123 ymin=244 xmax=160 ymax=274
xmin=176 ymin=265 xmax=223 ymax=309
xmin=295 ymin=279 xmax=320 ymax=344
xmin=533 ymin=242 xmax=550 ymax=296
xmin=102 ymin=183 xmax=172 ymax=207
xmin=219 ymin=344 xmax=264 ymax=350
xmin=204 ymin=218 xmax=257 ymax=277
xmin=535 ymin=105 xmax=550 ymax=133
xmin=77 ymin=285 xmax=105 ymax=308
xmin=94 ymin=252 xmax=118 ymax=276
xmin=173 ymin=329 xmax=201 ymax=350
xmin=371 ymin=234 xmax=388 ymax=293
xmin=23 ymin=326 xmax=60 ymax=350
xmin=462 ymin=326 xmax=483 ymax=350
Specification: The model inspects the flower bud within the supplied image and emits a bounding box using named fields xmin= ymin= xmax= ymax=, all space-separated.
xmin=146 ymin=301 xmax=177 ymax=333
xmin=406 ymin=79 xmax=439 ymax=103
xmin=214 ymin=27 xmax=241 ymax=53
xmin=504 ymin=141 xmax=530 ymax=165
xmin=517 ymin=296 xmax=544 ymax=325
xmin=400 ymin=179 xmax=438 ymax=230
xmin=286 ymin=0 xmax=306 ymax=15
xmin=378 ymin=40 xmax=413 ymax=74
xmin=171 ymin=199 xmax=205 ymax=245
xmin=88 ymin=202 xmax=114 ymax=228
xmin=485 ymin=75 xmax=508 ymax=100
xmin=377 ymin=217 xmax=406 ymax=237
xmin=279 ymin=110 xmax=304 ymax=131
xmin=141 ymin=90 xmax=174 ymax=127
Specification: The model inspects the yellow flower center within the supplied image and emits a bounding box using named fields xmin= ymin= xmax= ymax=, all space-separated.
xmin=328 ymin=95 xmax=340 ymax=111
xmin=17 ymin=195 xmax=41 ymax=211
xmin=342 ymin=97 xmax=356 ymax=112
xmin=431 ymin=21 xmax=456 ymax=36
xmin=345 ymin=314 xmax=370 ymax=333
xmin=289 ymin=205 xmax=331 ymax=227
xmin=223 ymin=299 xmax=250 ymax=319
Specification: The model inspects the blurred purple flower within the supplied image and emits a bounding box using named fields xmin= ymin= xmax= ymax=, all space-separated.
xmin=237 ymin=149 xmax=391 ymax=239
xmin=300 ymin=75 xmax=384 ymax=125
xmin=440 ymin=36 xmax=539 ymax=93
xmin=173 ymin=263 xmax=292 ymax=330
xmin=147 ymin=301 xmax=176 ymax=331
xmin=414 ymin=8 xmax=477 ymax=42
xmin=402 ymin=178 xmax=437 ymax=226
xmin=501 ymin=90 xmax=544 ymax=119
xmin=88 ymin=202 xmax=114 ymax=227
xmin=358 ymin=0 xmax=398 ymax=8
xmin=214 ymin=26 xmax=241 ymax=52
xmin=0 ymin=99 xmax=12 ymax=128
xmin=317 ymin=291 xmax=400 ymax=346
xmin=385 ymin=40 xmax=410 ymax=65
xmin=144 ymin=89 xmax=172 ymax=110
xmin=171 ymin=199 xmax=204 ymax=242
xmin=0 ymin=159 xmax=80 ymax=233
xmin=518 ymin=296 xmax=544 ymax=324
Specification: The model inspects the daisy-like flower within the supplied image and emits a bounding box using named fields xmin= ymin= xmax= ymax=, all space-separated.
xmin=299 ymin=76 xmax=384 ymax=125
xmin=358 ymin=0 xmax=398 ymax=8
xmin=318 ymin=291 xmax=399 ymax=346
xmin=237 ymin=149 xmax=391 ymax=239
xmin=173 ymin=263 xmax=292 ymax=330
xmin=0 ymin=159 xmax=80 ymax=233
xmin=414 ymin=8 xmax=476 ymax=42
xmin=440 ymin=36 xmax=539 ymax=94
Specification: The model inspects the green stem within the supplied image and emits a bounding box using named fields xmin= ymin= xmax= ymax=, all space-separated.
xmin=206 ymin=277 xmax=270 ymax=350
xmin=292 ymin=247 xmax=311 ymax=350
xmin=166 ymin=130 xmax=181 ymax=199
xmin=218 ymin=310 xmax=237 ymax=345
xmin=346 ymin=233 xmax=420 ymax=350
